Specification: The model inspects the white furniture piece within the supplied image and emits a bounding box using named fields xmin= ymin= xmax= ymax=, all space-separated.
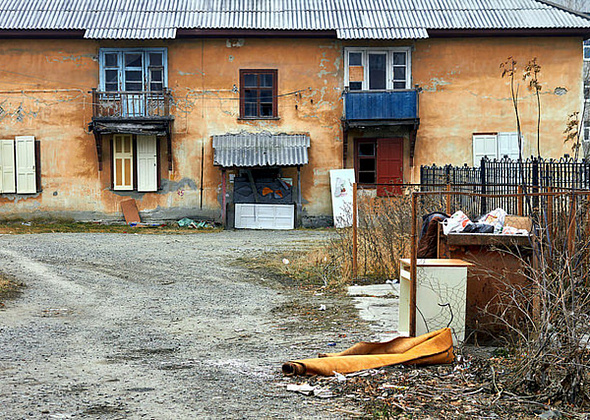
xmin=234 ymin=203 xmax=295 ymax=230
xmin=399 ymin=258 xmax=471 ymax=344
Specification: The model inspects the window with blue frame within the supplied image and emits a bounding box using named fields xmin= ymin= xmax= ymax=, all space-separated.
xmin=99 ymin=48 xmax=167 ymax=92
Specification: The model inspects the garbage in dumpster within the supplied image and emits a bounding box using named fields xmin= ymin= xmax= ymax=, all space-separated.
xmin=282 ymin=328 xmax=454 ymax=376
xmin=477 ymin=208 xmax=507 ymax=234
xmin=442 ymin=211 xmax=472 ymax=234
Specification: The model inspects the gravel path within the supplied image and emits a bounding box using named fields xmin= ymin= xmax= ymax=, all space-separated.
xmin=0 ymin=230 xmax=364 ymax=419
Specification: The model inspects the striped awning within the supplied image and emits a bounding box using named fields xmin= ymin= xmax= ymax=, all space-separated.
xmin=212 ymin=132 xmax=310 ymax=168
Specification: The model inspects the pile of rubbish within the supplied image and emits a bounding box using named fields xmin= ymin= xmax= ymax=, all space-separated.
xmin=177 ymin=218 xmax=215 ymax=229
xmin=426 ymin=208 xmax=530 ymax=236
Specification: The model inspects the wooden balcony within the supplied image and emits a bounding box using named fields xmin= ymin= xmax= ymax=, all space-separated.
xmin=91 ymin=88 xmax=172 ymax=119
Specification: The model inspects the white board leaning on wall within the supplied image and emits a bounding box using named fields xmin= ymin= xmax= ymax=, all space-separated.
xmin=329 ymin=169 xmax=355 ymax=228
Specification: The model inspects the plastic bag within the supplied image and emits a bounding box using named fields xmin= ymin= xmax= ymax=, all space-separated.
xmin=477 ymin=208 xmax=507 ymax=234
xmin=442 ymin=211 xmax=472 ymax=235
xmin=501 ymin=226 xmax=528 ymax=235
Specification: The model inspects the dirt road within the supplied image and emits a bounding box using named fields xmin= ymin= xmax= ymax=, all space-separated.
xmin=0 ymin=230 xmax=367 ymax=419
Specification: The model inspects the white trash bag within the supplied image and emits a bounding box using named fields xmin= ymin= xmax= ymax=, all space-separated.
xmin=442 ymin=211 xmax=472 ymax=235
xmin=478 ymin=208 xmax=507 ymax=234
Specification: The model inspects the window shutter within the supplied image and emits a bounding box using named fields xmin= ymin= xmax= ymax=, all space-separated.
xmin=0 ymin=139 xmax=16 ymax=193
xmin=472 ymin=134 xmax=498 ymax=166
xmin=113 ymin=134 xmax=133 ymax=190
xmin=137 ymin=135 xmax=157 ymax=192
xmin=15 ymin=136 xmax=36 ymax=194
xmin=497 ymin=132 xmax=521 ymax=160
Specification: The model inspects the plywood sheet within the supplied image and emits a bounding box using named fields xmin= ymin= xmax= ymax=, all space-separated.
xmin=121 ymin=198 xmax=141 ymax=224
xmin=349 ymin=66 xmax=364 ymax=82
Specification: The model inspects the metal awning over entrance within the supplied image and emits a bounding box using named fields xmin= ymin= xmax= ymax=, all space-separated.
xmin=212 ymin=132 xmax=310 ymax=168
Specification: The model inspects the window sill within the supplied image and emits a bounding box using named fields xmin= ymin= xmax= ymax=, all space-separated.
xmin=238 ymin=117 xmax=281 ymax=121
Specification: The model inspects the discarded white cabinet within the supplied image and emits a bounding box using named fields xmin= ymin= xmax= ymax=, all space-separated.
xmin=399 ymin=258 xmax=471 ymax=344
xmin=234 ymin=204 xmax=294 ymax=230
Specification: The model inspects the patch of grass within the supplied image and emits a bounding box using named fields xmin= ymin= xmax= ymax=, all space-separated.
xmin=0 ymin=273 xmax=24 ymax=306
xmin=0 ymin=219 xmax=221 ymax=235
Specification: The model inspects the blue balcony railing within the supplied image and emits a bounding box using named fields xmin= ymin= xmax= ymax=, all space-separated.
xmin=343 ymin=89 xmax=418 ymax=121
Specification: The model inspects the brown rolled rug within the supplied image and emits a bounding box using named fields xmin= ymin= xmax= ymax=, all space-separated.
xmin=282 ymin=328 xmax=454 ymax=376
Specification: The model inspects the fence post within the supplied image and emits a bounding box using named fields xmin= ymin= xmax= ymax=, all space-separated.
xmin=547 ymin=186 xmax=553 ymax=235
xmin=410 ymin=192 xmax=418 ymax=337
xmin=568 ymin=194 xmax=576 ymax=257
xmin=517 ymin=185 xmax=524 ymax=216
xmin=446 ymin=183 xmax=451 ymax=215
xmin=480 ymin=158 xmax=487 ymax=215
xmin=352 ymin=182 xmax=358 ymax=280
xmin=532 ymin=157 xmax=540 ymax=217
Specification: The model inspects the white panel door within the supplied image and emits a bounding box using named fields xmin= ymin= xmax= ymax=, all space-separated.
xmin=235 ymin=204 xmax=294 ymax=230
xmin=137 ymin=135 xmax=157 ymax=192
xmin=498 ymin=132 xmax=522 ymax=160
xmin=472 ymin=134 xmax=498 ymax=166
xmin=0 ymin=139 xmax=16 ymax=193
xmin=15 ymin=136 xmax=36 ymax=194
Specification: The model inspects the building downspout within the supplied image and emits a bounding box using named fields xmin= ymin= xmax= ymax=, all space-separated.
xmin=221 ymin=168 xmax=227 ymax=228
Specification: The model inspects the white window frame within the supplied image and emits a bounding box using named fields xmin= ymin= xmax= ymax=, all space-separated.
xmin=472 ymin=132 xmax=523 ymax=166
xmin=99 ymin=48 xmax=168 ymax=92
xmin=344 ymin=47 xmax=412 ymax=91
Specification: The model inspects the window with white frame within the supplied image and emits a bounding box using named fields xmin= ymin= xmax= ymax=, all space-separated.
xmin=472 ymin=132 xmax=522 ymax=165
xmin=99 ymin=48 xmax=167 ymax=92
xmin=344 ymin=47 xmax=411 ymax=91
xmin=0 ymin=136 xmax=38 ymax=194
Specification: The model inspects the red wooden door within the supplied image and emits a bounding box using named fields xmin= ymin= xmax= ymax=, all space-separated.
xmin=376 ymin=138 xmax=403 ymax=196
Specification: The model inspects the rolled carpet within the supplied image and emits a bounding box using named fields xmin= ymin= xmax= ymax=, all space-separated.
xmin=282 ymin=328 xmax=454 ymax=376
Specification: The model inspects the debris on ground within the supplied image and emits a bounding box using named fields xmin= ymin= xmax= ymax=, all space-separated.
xmin=177 ymin=218 xmax=215 ymax=229
xmin=282 ymin=347 xmax=588 ymax=419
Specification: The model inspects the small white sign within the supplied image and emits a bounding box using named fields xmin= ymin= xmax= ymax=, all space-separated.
xmin=329 ymin=169 xmax=355 ymax=228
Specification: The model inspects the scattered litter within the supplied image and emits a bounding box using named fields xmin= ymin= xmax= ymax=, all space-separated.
xmin=177 ymin=218 xmax=213 ymax=229
xmin=282 ymin=258 xmax=290 ymax=265
xmin=318 ymin=304 xmax=326 ymax=311
xmin=21 ymin=221 xmax=31 ymax=226
xmin=539 ymin=409 xmax=562 ymax=419
xmin=327 ymin=342 xmax=337 ymax=347
xmin=286 ymin=383 xmax=335 ymax=399
xmin=333 ymin=372 xmax=347 ymax=382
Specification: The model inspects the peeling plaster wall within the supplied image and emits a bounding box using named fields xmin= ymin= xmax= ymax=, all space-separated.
xmin=411 ymin=36 xmax=583 ymax=181
xmin=0 ymin=36 xmax=584 ymax=221
xmin=0 ymin=38 xmax=344 ymax=221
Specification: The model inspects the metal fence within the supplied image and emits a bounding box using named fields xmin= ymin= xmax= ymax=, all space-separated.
xmin=420 ymin=156 xmax=590 ymax=220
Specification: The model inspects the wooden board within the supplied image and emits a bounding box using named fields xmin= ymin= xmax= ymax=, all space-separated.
xmin=121 ymin=198 xmax=141 ymax=224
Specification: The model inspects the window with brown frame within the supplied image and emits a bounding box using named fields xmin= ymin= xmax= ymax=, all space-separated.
xmin=240 ymin=69 xmax=278 ymax=118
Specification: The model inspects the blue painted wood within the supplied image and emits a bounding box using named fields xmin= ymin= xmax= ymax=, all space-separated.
xmin=344 ymin=90 xmax=418 ymax=120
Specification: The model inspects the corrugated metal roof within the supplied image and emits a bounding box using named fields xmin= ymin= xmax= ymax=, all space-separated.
xmin=212 ymin=132 xmax=310 ymax=167
xmin=0 ymin=0 xmax=588 ymax=40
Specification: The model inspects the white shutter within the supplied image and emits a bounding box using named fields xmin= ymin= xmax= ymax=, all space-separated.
xmin=15 ymin=136 xmax=36 ymax=194
xmin=113 ymin=134 xmax=133 ymax=190
xmin=0 ymin=139 xmax=16 ymax=193
xmin=472 ymin=134 xmax=498 ymax=166
xmin=137 ymin=135 xmax=157 ymax=192
xmin=497 ymin=132 xmax=522 ymax=160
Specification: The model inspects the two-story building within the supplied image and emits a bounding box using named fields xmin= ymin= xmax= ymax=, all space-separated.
xmin=0 ymin=1 xmax=589 ymax=227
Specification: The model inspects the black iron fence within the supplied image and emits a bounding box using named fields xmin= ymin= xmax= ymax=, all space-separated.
xmin=420 ymin=157 xmax=590 ymax=219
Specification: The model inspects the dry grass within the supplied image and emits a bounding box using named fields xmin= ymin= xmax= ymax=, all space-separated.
xmin=0 ymin=273 xmax=24 ymax=307
xmin=0 ymin=219 xmax=221 ymax=235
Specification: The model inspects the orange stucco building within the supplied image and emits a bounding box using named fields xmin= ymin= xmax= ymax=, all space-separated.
xmin=0 ymin=2 xmax=588 ymax=226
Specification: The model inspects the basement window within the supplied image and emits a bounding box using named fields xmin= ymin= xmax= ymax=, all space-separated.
xmin=345 ymin=47 xmax=411 ymax=91
xmin=240 ymin=70 xmax=278 ymax=118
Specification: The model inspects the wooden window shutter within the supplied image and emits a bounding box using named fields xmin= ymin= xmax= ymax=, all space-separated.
xmin=0 ymin=139 xmax=16 ymax=193
xmin=15 ymin=136 xmax=36 ymax=194
xmin=113 ymin=134 xmax=133 ymax=190
xmin=497 ymin=132 xmax=521 ymax=160
xmin=472 ymin=134 xmax=498 ymax=166
xmin=137 ymin=135 xmax=157 ymax=192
